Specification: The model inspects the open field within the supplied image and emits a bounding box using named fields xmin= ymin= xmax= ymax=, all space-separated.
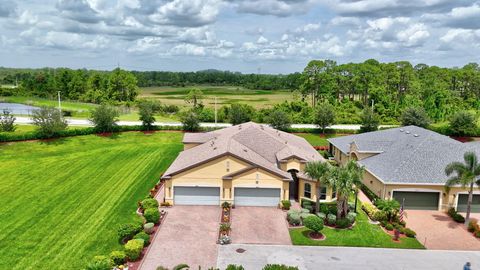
xmin=140 ymin=85 xmax=296 ymax=108
xmin=0 ymin=132 xmax=183 ymax=269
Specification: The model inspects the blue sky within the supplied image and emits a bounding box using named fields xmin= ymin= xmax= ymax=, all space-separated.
xmin=0 ymin=0 xmax=479 ymax=74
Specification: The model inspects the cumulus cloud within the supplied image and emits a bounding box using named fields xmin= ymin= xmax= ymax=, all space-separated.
xmin=0 ymin=0 xmax=17 ymax=17
xmin=234 ymin=0 xmax=314 ymax=17
xmin=426 ymin=3 xmax=480 ymax=29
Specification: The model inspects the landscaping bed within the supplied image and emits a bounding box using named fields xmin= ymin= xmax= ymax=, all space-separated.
xmin=218 ymin=202 xmax=232 ymax=245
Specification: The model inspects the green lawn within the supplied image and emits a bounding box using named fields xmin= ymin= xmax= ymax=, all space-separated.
xmin=289 ymin=208 xmax=424 ymax=249
xmin=0 ymin=132 xmax=183 ymax=269
xmin=294 ymin=133 xmax=341 ymax=147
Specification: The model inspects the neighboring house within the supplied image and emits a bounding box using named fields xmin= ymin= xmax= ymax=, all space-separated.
xmin=328 ymin=126 xmax=480 ymax=212
xmin=161 ymin=122 xmax=330 ymax=206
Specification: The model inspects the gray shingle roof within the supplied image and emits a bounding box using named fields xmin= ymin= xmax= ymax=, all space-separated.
xmin=328 ymin=126 xmax=480 ymax=184
xmin=163 ymin=122 xmax=325 ymax=180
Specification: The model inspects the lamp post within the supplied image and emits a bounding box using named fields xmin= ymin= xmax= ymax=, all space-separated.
xmin=57 ymin=91 xmax=62 ymax=111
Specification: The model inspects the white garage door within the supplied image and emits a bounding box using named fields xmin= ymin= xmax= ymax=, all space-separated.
xmin=174 ymin=186 xmax=220 ymax=205
xmin=234 ymin=187 xmax=281 ymax=207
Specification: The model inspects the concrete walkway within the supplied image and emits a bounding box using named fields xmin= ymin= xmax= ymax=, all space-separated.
xmin=217 ymin=244 xmax=480 ymax=270
xmin=139 ymin=206 xmax=220 ymax=270
xmin=405 ymin=210 xmax=480 ymax=250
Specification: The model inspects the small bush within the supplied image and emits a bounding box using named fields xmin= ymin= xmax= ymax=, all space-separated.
xmin=141 ymin=198 xmax=159 ymax=210
xmin=303 ymin=215 xmax=324 ymax=234
xmin=281 ymin=200 xmax=291 ymax=210
xmin=109 ymin=250 xmax=127 ymax=266
xmin=362 ymin=203 xmax=378 ymax=220
xmin=144 ymin=207 xmax=161 ymax=224
xmin=287 ymin=209 xmax=301 ymax=216
xmin=319 ymin=204 xmax=329 ymax=214
xmin=125 ymin=239 xmax=144 ymax=261
xmin=475 ymin=231 xmax=480 ymax=238
xmin=336 ymin=218 xmax=350 ymax=229
xmin=144 ymin=222 xmax=155 ymax=234
xmin=468 ymin=219 xmax=478 ymax=233
xmin=301 ymin=208 xmax=310 ymax=214
xmin=300 ymin=212 xmax=314 ymax=220
xmin=301 ymin=199 xmax=313 ymax=208
xmin=262 ymin=264 xmax=299 ymax=270
xmin=288 ymin=213 xmax=301 ymax=226
xmin=447 ymin=207 xmax=456 ymax=217
xmin=226 ymin=265 xmax=245 ymax=270
xmin=385 ymin=223 xmax=394 ymax=231
xmin=404 ymin=228 xmax=416 ymax=238
xmin=373 ymin=210 xmax=387 ymax=222
xmin=346 ymin=212 xmax=357 ymax=224
xmin=117 ymin=222 xmax=143 ymax=242
xmin=316 ymin=212 xmax=326 ymax=220
xmin=222 ymin=201 xmax=231 ymax=209
xmin=85 ymin=256 xmax=112 ymax=270
xmin=134 ymin=231 xmax=151 ymax=246
xmin=326 ymin=213 xmax=336 ymax=226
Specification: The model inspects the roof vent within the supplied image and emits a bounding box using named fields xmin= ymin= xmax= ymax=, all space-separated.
xmin=213 ymin=147 xmax=217 ymax=150
xmin=414 ymin=134 xmax=419 ymax=137
xmin=406 ymin=131 xmax=410 ymax=134
xmin=399 ymin=129 xmax=404 ymax=132
xmin=243 ymin=149 xmax=248 ymax=152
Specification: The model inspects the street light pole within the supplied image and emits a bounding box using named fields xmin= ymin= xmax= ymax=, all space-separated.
xmin=214 ymin=96 xmax=217 ymax=127
xmin=58 ymin=91 xmax=62 ymax=111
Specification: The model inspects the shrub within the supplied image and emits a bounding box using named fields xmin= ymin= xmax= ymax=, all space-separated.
xmin=263 ymin=264 xmax=299 ymax=270
xmin=117 ymin=222 xmax=143 ymax=242
xmin=288 ymin=213 xmax=301 ymax=226
xmin=385 ymin=223 xmax=394 ymax=231
xmin=468 ymin=219 xmax=478 ymax=233
xmin=266 ymin=110 xmax=292 ymax=131
xmin=301 ymin=208 xmax=311 ymax=214
xmin=90 ymin=104 xmax=119 ymax=133
xmin=85 ymin=256 xmax=112 ymax=270
xmin=226 ymin=265 xmax=245 ymax=270
xmin=144 ymin=207 xmax=160 ymax=224
xmin=0 ymin=109 xmax=16 ymax=132
xmin=319 ymin=204 xmax=329 ymax=214
xmin=359 ymin=183 xmax=380 ymax=202
xmin=144 ymin=222 xmax=155 ymax=234
xmin=449 ymin=111 xmax=478 ymax=136
xmin=141 ymin=198 xmax=159 ymax=210
xmin=300 ymin=212 xmax=314 ymax=220
xmin=125 ymin=239 xmax=144 ymax=261
xmin=134 ymin=231 xmax=151 ymax=246
xmin=287 ymin=209 xmax=301 ymax=217
xmin=336 ymin=218 xmax=350 ymax=229
xmin=316 ymin=212 xmax=326 ymax=220
xmin=222 ymin=201 xmax=231 ymax=209
xmin=453 ymin=213 xmax=465 ymax=223
xmin=400 ymin=107 xmax=431 ymax=128
xmin=281 ymin=200 xmax=291 ymax=210
xmin=447 ymin=207 xmax=456 ymax=217
xmin=373 ymin=211 xmax=387 ymax=222
xmin=32 ymin=106 xmax=68 ymax=137
xmin=109 ymin=250 xmax=127 ymax=266
xmin=180 ymin=110 xmax=200 ymax=131
xmin=326 ymin=213 xmax=336 ymax=226
xmin=404 ymin=228 xmax=416 ymax=238
xmin=346 ymin=212 xmax=357 ymax=224
xmin=303 ymin=215 xmax=324 ymax=234
xmin=475 ymin=231 xmax=480 ymax=238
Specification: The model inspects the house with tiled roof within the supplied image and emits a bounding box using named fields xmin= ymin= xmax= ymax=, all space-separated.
xmin=161 ymin=122 xmax=330 ymax=206
xmin=328 ymin=126 xmax=480 ymax=212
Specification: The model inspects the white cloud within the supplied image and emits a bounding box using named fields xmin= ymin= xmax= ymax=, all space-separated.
xmin=257 ymin=36 xmax=268 ymax=44
xmin=170 ymin=43 xmax=206 ymax=56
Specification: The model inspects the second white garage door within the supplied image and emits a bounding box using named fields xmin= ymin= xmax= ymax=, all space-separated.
xmin=234 ymin=187 xmax=281 ymax=207
xmin=174 ymin=186 xmax=220 ymax=205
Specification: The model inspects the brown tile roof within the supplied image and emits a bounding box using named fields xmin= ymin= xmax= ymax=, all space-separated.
xmin=162 ymin=122 xmax=325 ymax=180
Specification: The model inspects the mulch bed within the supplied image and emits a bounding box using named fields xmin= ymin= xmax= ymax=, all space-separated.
xmin=308 ymin=231 xmax=326 ymax=241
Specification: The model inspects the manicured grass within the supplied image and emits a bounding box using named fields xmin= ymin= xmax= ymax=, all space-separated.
xmin=294 ymin=133 xmax=341 ymax=146
xmin=140 ymin=85 xmax=295 ymax=108
xmin=0 ymin=132 xmax=183 ymax=269
xmin=289 ymin=208 xmax=425 ymax=249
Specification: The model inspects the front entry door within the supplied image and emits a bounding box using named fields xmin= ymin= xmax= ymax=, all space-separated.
xmin=289 ymin=170 xmax=299 ymax=200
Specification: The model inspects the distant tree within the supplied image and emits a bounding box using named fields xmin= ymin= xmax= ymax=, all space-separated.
xmin=90 ymin=104 xmax=119 ymax=133
xmin=229 ymin=104 xmax=254 ymax=125
xmin=359 ymin=108 xmax=379 ymax=133
xmin=0 ymin=109 xmax=16 ymax=132
xmin=400 ymin=107 xmax=431 ymax=128
xmin=313 ymin=102 xmax=335 ymax=133
xmin=32 ymin=107 xmax=67 ymax=137
xmin=181 ymin=110 xmax=200 ymax=132
xmin=449 ymin=111 xmax=477 ymax=136
xmin=107 ymin=68 xmax=139 ymax=102
xmin=138 ymin=100 xmax=162 ymax=130
xmin=266 ymin=110 xmax=291 ymax=131
xmin=184 ymin=88 xmax=204 ymax=108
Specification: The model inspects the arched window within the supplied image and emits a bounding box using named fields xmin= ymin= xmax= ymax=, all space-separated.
xmin=304 ymin=183 xmax=312 ymax=198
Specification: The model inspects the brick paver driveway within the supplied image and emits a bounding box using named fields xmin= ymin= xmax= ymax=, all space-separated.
xmin=405 ymin=210 xmax=480 ymax=250
xmin=231 ymin=206 xmax=291 ymax=245
xmin=139 ymin=206 xmax=220 ymax=270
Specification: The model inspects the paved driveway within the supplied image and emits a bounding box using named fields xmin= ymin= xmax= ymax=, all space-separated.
xmin=405 ymin=210 xmax=480 ymax=250
xmin=139 ymin=206 xmax=220 ymax=270
xmin=218 ymin=244 xmax=480 ymax=270
xmin=230 ymin=207 xmax=291 ymax=245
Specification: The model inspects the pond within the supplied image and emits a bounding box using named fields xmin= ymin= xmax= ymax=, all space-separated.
xmin=0 ymin=103 xmax=40 ymax=115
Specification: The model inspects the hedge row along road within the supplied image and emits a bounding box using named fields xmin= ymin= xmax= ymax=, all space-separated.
xmin=13 ymin=116 xmax=397 ymax=130
xmin=0 ymin=132 xmax=183 ymax=269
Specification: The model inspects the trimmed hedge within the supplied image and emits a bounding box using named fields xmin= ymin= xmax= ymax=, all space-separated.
xmin=125 ymin=239 xmax=144 ymax=261
xmin=359 ymin=183 xmax=380 ymax=203
xmin=144 ymin=207 xmax=160 ymax=224
xmin=134 ymin=231 xmax=151 ymax=246
xmin=447 ymin=207 xmax=465 ymax=223
xmin=109 ymin=250 xmax=127 ymax=266
xmin=117 ymin=222 xmax=143 ymax=242
xmin=141 ymin=198 xmax=159 ymax=210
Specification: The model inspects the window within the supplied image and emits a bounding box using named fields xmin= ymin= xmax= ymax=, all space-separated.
xmin=332 ymin=187 xmax=337 ymax=199
xmin=304 ymin=183 xmax=311 ymax=198
xmin=319 ymin=187 xmax=327 ymax=200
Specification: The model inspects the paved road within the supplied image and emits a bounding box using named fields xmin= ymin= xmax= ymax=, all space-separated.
xmin=217 ymin=244 xmax=480 ymax=270
xmin=14 ymin=116 xmax=396 ymax=130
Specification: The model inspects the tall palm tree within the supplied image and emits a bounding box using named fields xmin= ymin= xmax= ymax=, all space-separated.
xmin=304 ymin=161 xmax=331 ymax=213
xmin=445 ymin=151 xmax=480 ymax=225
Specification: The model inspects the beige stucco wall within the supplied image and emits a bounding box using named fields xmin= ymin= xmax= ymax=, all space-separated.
xmin=279 ymin=158 xmax=305 ymax=172
xmin=331 ymin=145 xmax=349 ymax=165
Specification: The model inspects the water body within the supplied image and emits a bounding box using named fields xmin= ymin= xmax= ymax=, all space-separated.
xmin=0 ymin=103 xmax=39 ymax=115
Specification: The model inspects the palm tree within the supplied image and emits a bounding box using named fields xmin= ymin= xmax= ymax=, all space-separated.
xmin=445 ymin=151 xmax=480 ymax=225
xmin=304 ymin=161 xmax=331 ymax=213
